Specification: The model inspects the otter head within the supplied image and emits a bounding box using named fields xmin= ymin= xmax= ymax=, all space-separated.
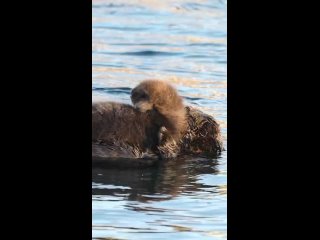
xmin=131 ymin=80 xmax=188 ymax=155
xmin=131 ymin=80 xmax=184 ymax=115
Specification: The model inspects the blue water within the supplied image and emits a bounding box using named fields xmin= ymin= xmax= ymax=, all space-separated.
xmin=92 ymin=0 xmax=227 ymax=239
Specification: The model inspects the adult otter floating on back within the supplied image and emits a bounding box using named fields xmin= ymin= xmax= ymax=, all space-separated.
xmin=92 ymin=80 xmax=223 ymax=164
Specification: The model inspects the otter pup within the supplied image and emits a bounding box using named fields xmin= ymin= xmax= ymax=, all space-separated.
xmin=92 ymin=80 xmax=223 ymax=162
xmin=130 ymin=80 xmax=188 ymax=158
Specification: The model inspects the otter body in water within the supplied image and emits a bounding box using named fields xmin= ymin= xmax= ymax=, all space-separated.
xmin=92 ymin=80 xmax=223 ymax=162
xmin=92 ymin=102 xmax=162 ymax=160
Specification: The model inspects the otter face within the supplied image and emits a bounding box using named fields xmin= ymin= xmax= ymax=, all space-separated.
xmin=131 ymin=86 xmax=153 ymax=112
xmin=131 ymin=80 xmax=184 ymax=114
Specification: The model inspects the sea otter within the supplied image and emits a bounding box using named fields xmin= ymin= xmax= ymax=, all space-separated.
xmin=92 ymin=80 xmax=223 ymax=163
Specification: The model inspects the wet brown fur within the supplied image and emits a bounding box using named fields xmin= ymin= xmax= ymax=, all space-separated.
xmin=92 ymin=80 xmax=223 ymax=161
xmin=131 ymin=80 xmax=187 ymax=138
xmin=92 ymin=102 xmax=162 ymax=159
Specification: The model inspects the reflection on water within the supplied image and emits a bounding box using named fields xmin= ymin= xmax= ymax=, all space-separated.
xmin=93 ymin=157 xmax=226 ymax=239
xmin=92 ymin=0 xmax=227 ymax=239
xmin=93 ymin=157 xmax=220 ymax=202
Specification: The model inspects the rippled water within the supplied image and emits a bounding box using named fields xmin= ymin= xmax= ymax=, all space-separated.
xmin=92 ymin=0 xmax=227 ymax=239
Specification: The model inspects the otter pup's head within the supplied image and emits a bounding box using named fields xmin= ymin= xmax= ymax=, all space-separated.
xmin=131 ymin=80 xmax=184 ymax=114
xmin=131 ymin=80 xmax=188 ymax=159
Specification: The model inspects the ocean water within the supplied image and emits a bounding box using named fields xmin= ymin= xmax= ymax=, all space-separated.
xmin=92 ymin=0 xmax=227 ymax=239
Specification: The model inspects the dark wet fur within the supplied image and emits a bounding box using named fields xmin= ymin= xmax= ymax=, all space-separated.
xmin=92 ymin=102 xmax=223 ymax=161
xmin=182 ymin=106 xmax=223 ymax=157
xmin=92 ymin=102 xmax=161 ymax=160
xmin=157 ymin=106 xmax=223 ymax=159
